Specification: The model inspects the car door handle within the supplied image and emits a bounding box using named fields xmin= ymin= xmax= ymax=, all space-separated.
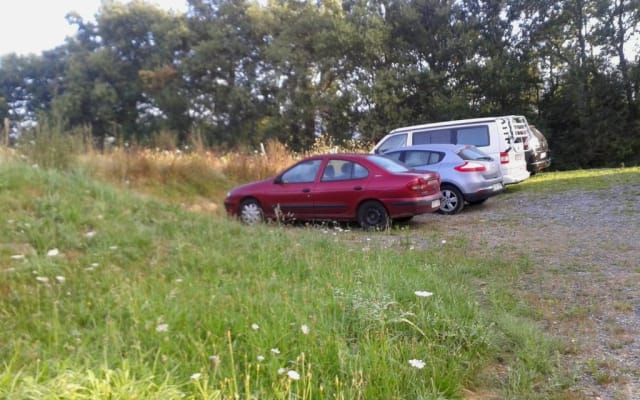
xmin=302 ymin=188 xmax=311 ymax=193
xmin=353 ymin=186 xmax=362 ymax=191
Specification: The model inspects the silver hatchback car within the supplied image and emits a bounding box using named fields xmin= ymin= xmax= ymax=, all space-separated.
xmin=383 ymin=144 xmax=503 ymax=214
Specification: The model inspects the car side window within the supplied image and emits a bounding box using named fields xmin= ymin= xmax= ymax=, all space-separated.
xmin=429 ymin=152 xmax=444 ymax=164
xmin=281 ymin=159 xmax=322 ymax=183
xmin=404 ymin=151 xmax=433 ymax=167
xmin=321 ymin=161 xmax=340 ymax=181
xmin=323 ymin=160 xmax=369 ymax=181
xmin=353 ymin=163 xmax=368 ymax=179
xmin=383 ymin=152 xmax=403 ymax=163
xmin=377 ymin=133 xmax=407 ymax=153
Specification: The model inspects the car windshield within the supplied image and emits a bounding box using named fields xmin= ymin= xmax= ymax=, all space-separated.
xmin=368 ymin=155 xmax=410 ymax=172
xmin=458 ymin=146 xmax=493 ymax=161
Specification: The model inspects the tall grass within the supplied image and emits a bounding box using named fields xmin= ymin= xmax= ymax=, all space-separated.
xmin=0 ymin=159 xmax=575 ymax=399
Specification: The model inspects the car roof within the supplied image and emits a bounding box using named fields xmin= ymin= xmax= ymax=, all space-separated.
xmin=384 ymin=144 xmax=469 ymax=152
xmin=304 ymin=153 xmax=372 ymax=160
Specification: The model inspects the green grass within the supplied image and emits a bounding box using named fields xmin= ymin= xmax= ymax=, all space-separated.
xmin=506 ymin=166 xmax=640 ymax=195
xmin=0 ymin=160 xmax=612 ymax=399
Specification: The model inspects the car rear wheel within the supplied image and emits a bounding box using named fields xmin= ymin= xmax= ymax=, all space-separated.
xmin=357 ymin=200 xmax=390 ymax=230
xmin=239 ymin=199 xmax=264 ymax=225
xmin=439 ymin=185 xmax=464 ymax=215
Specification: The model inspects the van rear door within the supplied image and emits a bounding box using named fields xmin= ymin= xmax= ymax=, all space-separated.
xmin=496 ymin=116 xmax=530 ymax=184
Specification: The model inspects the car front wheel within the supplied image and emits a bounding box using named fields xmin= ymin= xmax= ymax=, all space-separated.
xmin=239 ymin=199 xmax=264 ymax=225
xmin=357 ymin=200 xmax=390 ymax=230
xmin=439 ymin=185 xmax=464 ymax=215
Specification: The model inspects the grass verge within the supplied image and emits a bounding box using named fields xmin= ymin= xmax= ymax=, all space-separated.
xmin=0 ymin=160 xmax=586 ymax=399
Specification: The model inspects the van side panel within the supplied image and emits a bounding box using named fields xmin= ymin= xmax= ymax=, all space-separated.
xmin=373 ymin=116 xmax=531 ymax=185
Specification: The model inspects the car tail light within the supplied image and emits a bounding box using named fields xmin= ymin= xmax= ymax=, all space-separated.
xmin=407 ymin=177 xmax=439 ymax=193
xmin=454 ymin=161 xmax=487 ymax=172
xmin=407 ymin=178 xmax=427 ymax=192
xmin=500 ymin=152 xmax=509 ymax=164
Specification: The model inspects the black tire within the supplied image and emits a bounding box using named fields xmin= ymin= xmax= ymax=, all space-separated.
xmin=439 ymin=184 xmax=464 ymax=215
xmin=357 ymin=200 xmax=390 ymax=230
xmin=239 ymin=198 xmax=264 ymax=225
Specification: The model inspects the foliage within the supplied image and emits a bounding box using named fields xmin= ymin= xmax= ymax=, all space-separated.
xmin=0 ymin=0 xmax=639 ymax=166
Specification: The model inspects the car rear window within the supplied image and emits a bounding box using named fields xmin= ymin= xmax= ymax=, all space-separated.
xmin=458 ymin=146 xmax=493 ymax=161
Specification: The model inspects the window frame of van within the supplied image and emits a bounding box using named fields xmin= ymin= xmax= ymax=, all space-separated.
xmin=412 ymin=124 xmax=489 ymax=147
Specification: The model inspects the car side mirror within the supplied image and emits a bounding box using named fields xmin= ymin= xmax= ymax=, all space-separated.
xmin=274 ymin=176 xmax=284 ymax=184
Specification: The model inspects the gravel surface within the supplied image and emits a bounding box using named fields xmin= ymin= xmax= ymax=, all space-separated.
xmin=409 ymin=184 xmax=640 ymax=399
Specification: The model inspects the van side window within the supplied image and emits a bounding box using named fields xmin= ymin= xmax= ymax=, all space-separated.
xmin=414 ymin=129 xmax=451 ymax=144
xmin=456 ymin=126 xmax=489 ymax=146
xmin=377 ymin=133 xmax=407 ymax=153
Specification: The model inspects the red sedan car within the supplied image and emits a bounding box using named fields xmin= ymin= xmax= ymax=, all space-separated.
xmin=224 ymin=154 xmax=442 ymax=230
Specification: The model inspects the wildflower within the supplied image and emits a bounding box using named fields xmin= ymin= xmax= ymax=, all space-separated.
xmin=156 ymin=323 xmax=169 ymax=333
xmin=55 ymin=276 xmax=65 ymax=283
xmin=36 ymin=276 xmax=49 ymax=283
xmin=47 ymin=248 xmax=59 ymax=257
xmin=257 ymin=355 xmax=265 ymax=362
xmin=277 ymin=368 xmax=286 ymax=375
xmin=408 ymin=359 xmax=426 ymax=369
xmin=109 ymin=245 xmax=118 ymax=250
xmin=86 ymin=263 xmax=99 ymax=271
xmin=441 ymin=239 xmax=447 ymax=244
xmin=251 ymin=323 xmax=260 ymax=331
xmin=414 ymin=291 xmax=433 ymax=298
xmin=287 ymin=370 xmax=301 ymax=380
xmin=301 ymin=324 xmax=310 ymax=335
xmin=85 ymin=230 xmax=97 ymax=239
xmin=10 ymin=254 xmax=25 ymax=260
xmin=190 ymin=373 xmax=202 ymax=380
xmin=209 ymin=355 xmax=221 ymax=367
xmin=270 ymin=348 xmax=280 ymax=355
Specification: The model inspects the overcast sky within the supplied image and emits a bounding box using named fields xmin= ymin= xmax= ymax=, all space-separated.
xmin=0 ymin=0 xmax=188 ymax=56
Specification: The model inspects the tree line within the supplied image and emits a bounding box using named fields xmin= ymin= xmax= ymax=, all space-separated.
xmin=1 ymin=0 xmax=639 ymax=169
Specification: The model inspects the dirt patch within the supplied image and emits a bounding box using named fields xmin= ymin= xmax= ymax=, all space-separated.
xmin=407 ymin=184 xmax=640 ymax=399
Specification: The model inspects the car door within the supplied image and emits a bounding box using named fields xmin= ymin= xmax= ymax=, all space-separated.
xmin=265 ymin=159 xmax=323 ymax=218
xmin=313 ymin=159 xmax=369 ymax=218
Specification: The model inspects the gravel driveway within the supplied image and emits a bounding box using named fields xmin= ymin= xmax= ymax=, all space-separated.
xmin=411 ymin=182 xmax=640 ymax=399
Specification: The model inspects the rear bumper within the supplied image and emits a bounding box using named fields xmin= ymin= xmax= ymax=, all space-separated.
xmin=464 ymin=182 xmax=504 ymax=202
xmin=502 ymin=169 xmax=530 ymax=185
xmin=387 ymin=193 xmax=442 ymax=217
xmin=528 ymin=158 xmax=551 ymax=172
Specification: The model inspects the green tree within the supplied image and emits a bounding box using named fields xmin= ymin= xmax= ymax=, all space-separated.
xmin=53 ymin=1 xmax=191 ymax=141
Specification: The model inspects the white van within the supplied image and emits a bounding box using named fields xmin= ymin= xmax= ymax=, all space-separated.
xmin=372 ymin=115 xmax=531 ymax=185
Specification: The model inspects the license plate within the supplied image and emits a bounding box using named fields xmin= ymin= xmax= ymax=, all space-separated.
xmin=492 ymin=183 xmax=503 ymax=191
xmin=432 ymin=199 xmax=440 ymax=208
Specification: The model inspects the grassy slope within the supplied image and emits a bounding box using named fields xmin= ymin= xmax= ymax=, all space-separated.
xmin=4 ymin=162 xmax=631 ymax=399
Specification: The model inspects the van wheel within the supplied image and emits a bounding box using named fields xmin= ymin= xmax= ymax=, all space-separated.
xmin=357 ymin=201 xmax=390 ymax=230
xmin=439 ymin=185 xmax=464 ymax=215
